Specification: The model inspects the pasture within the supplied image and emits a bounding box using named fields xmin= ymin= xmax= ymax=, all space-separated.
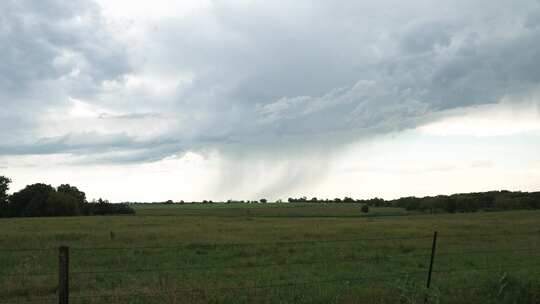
xmin=0 ymin=203 xmax=539 ymax=303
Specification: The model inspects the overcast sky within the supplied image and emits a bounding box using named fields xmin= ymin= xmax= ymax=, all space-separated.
xmin=1 ymin=0 xmax=540 ymax=201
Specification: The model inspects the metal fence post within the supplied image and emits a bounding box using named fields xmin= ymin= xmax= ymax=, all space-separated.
xmin=58 ymin=246 xmax=69 ymax=304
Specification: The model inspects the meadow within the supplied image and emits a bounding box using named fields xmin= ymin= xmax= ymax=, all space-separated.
xmin=0 ymin=203 xmax=539 ymax=303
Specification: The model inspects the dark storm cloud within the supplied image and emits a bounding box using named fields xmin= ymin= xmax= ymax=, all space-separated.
xmin=0 ymin=128 xmax=236 ymax=165
xmin=2 ymin=0 xmax=540 ymax=164
xmin=400 ymin=21 xmax=453 ymax=54
xmin=0 ymin=0 xmax=130 ymax=142
xmin=1 ymin=0 xmax=129 ymax=97
xmin=0 ymin=132 xmax=137 ymax=156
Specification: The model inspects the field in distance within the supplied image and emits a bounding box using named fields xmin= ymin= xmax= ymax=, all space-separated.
xmin=134 ymin=202 xmax=406 ymax=217
xmin=0 ymin=204 xmax=539 ymax=303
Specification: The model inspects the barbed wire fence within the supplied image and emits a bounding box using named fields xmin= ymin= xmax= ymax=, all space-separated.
xmin=0 ymin=231 xmax=539 ymax=304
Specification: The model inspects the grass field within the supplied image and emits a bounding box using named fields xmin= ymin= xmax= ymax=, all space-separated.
xmin=1 ymin=203 xmax=539 ymax=303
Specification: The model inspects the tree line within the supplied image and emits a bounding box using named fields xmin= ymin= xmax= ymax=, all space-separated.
xmin=286 ymin=196 xmax=390 ymax=206
xmin=284 ymin=191 xmax=540 ymax=213
xmin=139 ymin=191 xmax=540 ymax=214
xmin=0 ymin=176 xmax=134 ymax=218
xmin=391 ymin=191 xmax=540 ymax=213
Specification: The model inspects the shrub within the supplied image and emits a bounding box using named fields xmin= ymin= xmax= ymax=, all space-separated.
xmin=361 ymin=205 xmax=369 ymax=213
xmin=83 ymin=199 xmax=135 ymax=215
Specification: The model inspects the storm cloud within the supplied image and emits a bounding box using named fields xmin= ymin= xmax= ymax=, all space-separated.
xmin=2 ymin=0 xmax=540 ymax=164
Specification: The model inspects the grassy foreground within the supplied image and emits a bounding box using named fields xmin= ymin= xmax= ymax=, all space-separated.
xmin=0 ymin=203 xmax=539 ymax=303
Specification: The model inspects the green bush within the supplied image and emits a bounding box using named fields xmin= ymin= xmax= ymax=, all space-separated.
xmin=361 ymin=205 xmax=369 ymax=213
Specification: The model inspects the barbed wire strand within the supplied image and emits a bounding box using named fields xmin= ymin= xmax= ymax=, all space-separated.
xmin=0 ymin=230 xmax=536 ymax=253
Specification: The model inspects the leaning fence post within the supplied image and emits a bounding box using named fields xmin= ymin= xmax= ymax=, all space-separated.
xmin=426 ymin=231 xmax=438 ymax=289
xmin=424 ymin=231 xmax=438 ymax=303
xmin=58 ymin=246 xmax=69 ymax=304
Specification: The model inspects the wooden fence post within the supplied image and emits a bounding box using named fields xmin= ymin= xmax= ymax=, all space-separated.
xmin=58 ymin=246 xmax=69 ymax=304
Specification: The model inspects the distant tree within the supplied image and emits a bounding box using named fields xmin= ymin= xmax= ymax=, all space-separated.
xmin=85 ymin=198 xmax=134 ymax=215
xmin=165 ymin=200 xmax=174 ymax=204
xmin=43 ymin=191 xmax=81 ymax=216
xmin=0 ymin=176 xmax=12 ymax=216
xmin=260 ymin=198 xmax=267 ymax=203
xmin=367 ymin=198 xmax=385 ymax=207
xmin=2 ymin=175 xmax=137 ymax=218
xmin=494 ymin=196 xmax=514 ymax=210
xmin=445 ymin=197 xmax=457 ymax=213
xmin=9 ymin=183 xmax=56 ymax=217
xmin=0 ymin=176 xmax=10 ymax=203
xmin=57 ymin=184 xmax=86 ymax=210
xmin=343 ymin=197 xmax=355 ymax=203
xmin=361 ymin=205 xmax=369 ymax=213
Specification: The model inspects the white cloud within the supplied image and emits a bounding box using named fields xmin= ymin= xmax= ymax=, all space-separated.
xmin=67 ymin=98 xmax=111 ymax=118
xmin=2 ymin=151 xmax=220 ymax=202
xmin=418 ymin=102 xmax=540 ymax=137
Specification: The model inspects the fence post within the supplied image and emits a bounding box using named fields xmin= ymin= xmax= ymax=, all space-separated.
xmin=426 ymin=231 xmax=438 ymax=289
xmin=58 ymin=246 xmax=69 ymax=304
xmin=424 ymin=231 xmax=438 ymax=303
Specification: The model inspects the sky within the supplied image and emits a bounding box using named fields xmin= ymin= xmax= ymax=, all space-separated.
xmin=1 ymin=0 xmax=540 ymax=202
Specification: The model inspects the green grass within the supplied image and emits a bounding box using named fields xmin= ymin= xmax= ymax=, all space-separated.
xmin=0 ymin=204 xmax=539 ymax=303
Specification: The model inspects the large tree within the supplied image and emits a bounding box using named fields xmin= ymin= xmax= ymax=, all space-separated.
xmin=57 ymin=184 xmax=86 ymax=205
xmin=9 ymin=183 xmax=56 ymax=217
